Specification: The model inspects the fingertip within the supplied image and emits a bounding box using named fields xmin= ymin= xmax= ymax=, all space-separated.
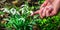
xmin=30 ymin=10 xmax=39 ymax=16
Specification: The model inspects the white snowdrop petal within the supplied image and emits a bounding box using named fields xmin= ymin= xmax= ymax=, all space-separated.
xmin=19 ymin=18 xmax=25 ymax=22
xmin=3 ymin=8 xmax=10 ymax=13
xmin=10 ymin=8 xmax=16 ymax=15
xmin=17 ymin=11 xmax=20 ymax=15
xmin=30 ymin=11 xmax=34 ymax=15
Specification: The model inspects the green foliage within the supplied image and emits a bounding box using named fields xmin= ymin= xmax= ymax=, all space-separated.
xmin=0 ymin=11 xmax=5 ymax=15
xmin=38 ymin=0 xmax=45 ymax=5
xmin=0 ymin=0 xmax=60 ymax=30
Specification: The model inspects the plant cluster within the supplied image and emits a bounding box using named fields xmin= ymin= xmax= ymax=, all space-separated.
xmin=0 ymin=0 xmax=60 ymax=30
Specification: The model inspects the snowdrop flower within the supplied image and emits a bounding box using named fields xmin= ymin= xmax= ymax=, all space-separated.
xmin=30 ymin=11 xmax=34 ymax=16
xmin=21 ymin=8 xmax=25 ymax=14
xmin=16 ymin=11 xmax=20 ymax=15
xmin=20 ymin=4 xmax=25 ymax=8
xmin=10 ymin=8 xmax=16 ymax=15
xmin=19 ymin=8 xmax=25 ymax=14
xmin=19 ymin=18 xmax=25 ymax=22
xmin=3 ymin=18 xmax=9 ymax=21
xmin=3 ymin=8 xmax=10 ymax=13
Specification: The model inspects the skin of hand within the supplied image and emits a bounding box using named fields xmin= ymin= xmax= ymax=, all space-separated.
xmin=31 ymin=0 xmax=52 ymax=18
xmin=49 ymin=0 xmax=60 ymax=16
xmin=31 ymin=0 xmax=60 ymax=18
xmin=31 ymin=0 xmax=49 ymax=16
xmin=41 ymin=0 xmax=60 ymax=18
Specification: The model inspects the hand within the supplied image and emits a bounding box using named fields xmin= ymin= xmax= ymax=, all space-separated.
xmin=31 ymin=5 xmax=58 ymax=18
xmin=31 ymin=0 xmax=59 ymax=18
xmin=40 ymin=5 xmax=57 ymax=18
